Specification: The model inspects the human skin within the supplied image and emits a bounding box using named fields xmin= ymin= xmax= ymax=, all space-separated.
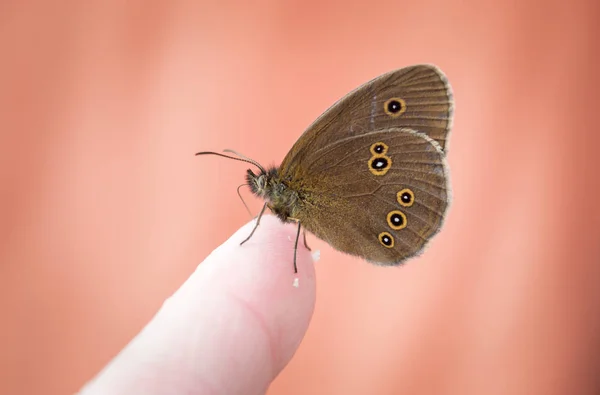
xmin=77 ymin=216 xmax=316 ymax=395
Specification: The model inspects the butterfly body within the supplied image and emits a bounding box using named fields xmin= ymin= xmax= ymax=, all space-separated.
xmin=246 ymin=167 xmax=303 ymax=223
xmin=200 ymin=64 xmax=454 ymax=271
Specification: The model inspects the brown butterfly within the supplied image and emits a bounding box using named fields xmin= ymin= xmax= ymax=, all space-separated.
xmin=197 ymin=64 xmax=453 ymax=272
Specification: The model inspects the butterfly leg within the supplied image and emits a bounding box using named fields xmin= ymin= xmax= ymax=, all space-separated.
xmin=302 ymin=230 xmax=312 ymax=251
xmin=236 ymin=183 xmax=253 ymax=218
xmin=240 ymin=202 xmax=268 ymax=246
xmin=293 ymin=221 xmax=301 ymax=274
xmin=287 ymin=217 xmax=304 ymax=273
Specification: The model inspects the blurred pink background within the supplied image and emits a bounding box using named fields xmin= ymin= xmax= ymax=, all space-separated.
xmin=2 ymin=1 xmax=600 ymax=394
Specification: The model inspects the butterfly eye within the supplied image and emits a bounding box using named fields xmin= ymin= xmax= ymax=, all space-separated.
xmin=387 ymin=210 xmax=407 ymax=230
xmin=397 ymin=189 xmax=415 ymax=207
xmin=368 ymin=155 xmax=392 ymax=176
xmin=378 ymin=232 xmax=395 ymax=248
xmin=384 ymin=98 xmax=406 ymax=117
xmin=370 ymin=142 xmax=388 ymax=155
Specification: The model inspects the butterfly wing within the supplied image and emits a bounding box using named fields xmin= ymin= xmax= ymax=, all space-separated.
xmin=280 ymin=64 xmax=453 ymax=176
xmin=289 ymin=128 xmax=449 ymax=265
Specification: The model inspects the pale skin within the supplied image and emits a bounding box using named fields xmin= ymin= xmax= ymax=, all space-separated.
xmin=78 ymin=216 xmax=316 ymax=395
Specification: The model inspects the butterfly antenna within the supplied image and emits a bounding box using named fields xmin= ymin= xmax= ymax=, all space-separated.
xmin=195 ymin=150 xmax=267 ymax=174
xmin=223 ymin=149 xmax=267 ymax=173
xmin=237 ymin=183 xmax=253 ymax=218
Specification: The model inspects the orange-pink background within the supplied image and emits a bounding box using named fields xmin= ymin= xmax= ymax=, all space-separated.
xmin=1 ymin=1 xmax=600 ymax=394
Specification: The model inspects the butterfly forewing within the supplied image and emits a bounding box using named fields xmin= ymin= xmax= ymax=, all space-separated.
xmin=280 ymin=64 xmax=453 ymax=177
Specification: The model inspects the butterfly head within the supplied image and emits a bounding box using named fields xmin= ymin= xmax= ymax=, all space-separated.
xmin=246 ymin=167 xmax=280 ymax=199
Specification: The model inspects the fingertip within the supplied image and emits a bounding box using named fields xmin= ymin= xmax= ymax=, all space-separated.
xmin=174 ymin=215 xmax=317 ymax=391
xmin=79 ymin=216 xmax=317 ymax=395
xmin=198 ymin=215 xmax=317 ymax=369
xmin=214 ymin=214 xmax=316 ymax=285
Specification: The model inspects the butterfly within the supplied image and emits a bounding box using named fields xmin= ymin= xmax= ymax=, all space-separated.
xmin=197 ymin=64 xmax=453 ymax=273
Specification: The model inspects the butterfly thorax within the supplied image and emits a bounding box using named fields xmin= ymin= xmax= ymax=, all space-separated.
xmin=246 ymin=167 xmax=302 ymax=223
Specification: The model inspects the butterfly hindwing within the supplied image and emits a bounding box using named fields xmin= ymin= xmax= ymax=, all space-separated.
xmin=289 ymin=128 xmax=449 ymax=264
